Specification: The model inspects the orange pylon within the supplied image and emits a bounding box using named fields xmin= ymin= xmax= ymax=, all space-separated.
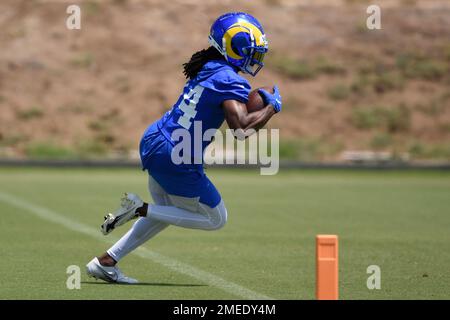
xmin=316 ymin=235 xmax=339 ymax=300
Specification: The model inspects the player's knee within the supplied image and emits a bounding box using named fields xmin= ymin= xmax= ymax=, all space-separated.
xmin=199 ymin=200 xmax=227 ymax=230
xmin=210 ymin=201 xmax=227 ymax=230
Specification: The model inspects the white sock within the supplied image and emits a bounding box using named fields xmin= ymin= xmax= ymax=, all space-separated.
xmin=107 ymin=217 xmax=167 ymax=262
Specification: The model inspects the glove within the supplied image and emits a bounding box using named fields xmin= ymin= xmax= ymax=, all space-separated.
xmin=258 ymin=85 xmax=282 ymax=113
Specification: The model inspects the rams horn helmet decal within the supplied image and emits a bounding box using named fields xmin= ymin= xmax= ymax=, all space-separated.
xmin=208 ymin=12 xmax=269 ymax=76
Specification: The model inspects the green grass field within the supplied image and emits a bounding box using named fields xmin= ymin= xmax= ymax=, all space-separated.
xmin=0 ymin=167 xmax=449 ymax=299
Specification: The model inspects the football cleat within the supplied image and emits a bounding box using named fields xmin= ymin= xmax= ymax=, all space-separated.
xmin=86 ymin=257 xmax=138 ymax=284
xmin=101 ymin=193 xmax=143 ymax=235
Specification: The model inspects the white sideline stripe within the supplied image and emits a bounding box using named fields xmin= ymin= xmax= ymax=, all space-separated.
xmin=0 ymin=191 xmax=272 ymax=300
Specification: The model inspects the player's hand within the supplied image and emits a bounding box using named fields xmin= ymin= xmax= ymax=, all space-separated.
xmin=258 ymin=85 xmax=282 ymax=113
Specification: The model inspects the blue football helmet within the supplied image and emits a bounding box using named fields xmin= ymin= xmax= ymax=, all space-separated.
xmin=208 ymin=12 xmax=269 ymax=76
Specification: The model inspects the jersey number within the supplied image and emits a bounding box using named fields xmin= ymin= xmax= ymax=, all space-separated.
xmin=177 ymin=85 xmax=205 ymax=130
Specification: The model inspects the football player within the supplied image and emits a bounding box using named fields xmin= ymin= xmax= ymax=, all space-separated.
xmin=87 ymin=12 xmax=282 ymax=283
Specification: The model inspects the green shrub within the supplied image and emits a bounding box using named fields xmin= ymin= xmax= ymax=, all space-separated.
xmin=370 ymin=133 xmax=392 ymax=149
xmin=297 ymin=139 xmax=344 ymax=161
xmin=285 ymin=60 xmax=315 ymax=79
xmin=417 ymin=91 xmax=450 ymax=116
xmin=96 ymin=132 xmax=116 ymax=145
xmin=279 ymin=141 xmax=300 ymax=159
xmin=350 ymin=75 xmax=370 ymax=95
xmin=295 ymin=139 xmax=321 ymax=161
xmin=70 ymin=53 xmax=94 ymax=68
xmin=112 ymin=0 xmax=128 ymax=5
xmin=58 ymin=102 xmax=92 ymax=114
xmin=401 ymin=0 xmax=417 ymax=5
xmin=279 ymin=139 xmax=342 ymax=161
xmin=354 ymin=21 xmax=369 ymax=34
xmin=270 ymin=55 xmax=348 ymax=79
xmin=315 ymin=57 xmax=346 ymax=75
xmin=427 ymin=145 xmax=450 ymax=160
xmin=409 ymin=142 xmax=450 ymax=160
xmin=441 ymin=90 xmax=450 ymax=101
xmin=426 ymin=99 xmax=445 ymax=116
xmin=327 ymin=84 xmax=350 ymax=101
xmin=409 ymin=142 xmax=425 ymax=158
xmin=396 ymin=52 xmax=420 ymax=71
xmin=76 ymin=140 xmax=107 ymax=157
xmin=279 ymin=139 xmax=321 ymax=161
xmin=0 ymin=134 xmax=28 ymax=147
xmin=100 ymin=108 xmax=121 ymax=122
xmin=16 ymin=107 xmax=44 ymax=120
xmin=372 ymin=72 xmax=404 ymax=93
xmin=444 ymin=43 xmax=450 ymax=61
xmin=439 ymin=123 xmax=450 ymax=133
xmin=357 ymin=61 xmax=378 ymax=75
xmin=25 ymin=143 xmax=75 ymax=159
xmin=264 ymin=0 xmax=283 ymax=6
xmin=382 ymin=104 xmax=411 ymax=133
xmin=351 ymin=105 xmax=411 ymax=132
xmin=270 ymin=56 xmax=316 ymax=80
xmin=84 ymin=1 xmax=100 ymax=15
xmin=280 ymin=97 xmax=302 ymax=112
xmin=412 ymin=60 xmax=448 ymax=81
xmin=351 ymin=107 xmax=382 ymax=130
xmin=397 ymin=53 xmax=448 ymax=81
xmin=88 ymin=120 xmax=107 ymax=132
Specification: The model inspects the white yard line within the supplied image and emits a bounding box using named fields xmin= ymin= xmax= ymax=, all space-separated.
xmin=0 ymin=191 xmax=272 ymax=300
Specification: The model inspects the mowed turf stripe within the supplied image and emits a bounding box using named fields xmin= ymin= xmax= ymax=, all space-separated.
xmin=0 ymin=191 xmax=273 ymax=300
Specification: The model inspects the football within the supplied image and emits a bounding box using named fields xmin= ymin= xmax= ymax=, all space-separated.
xmin=246 ymin=86 xmax=274 ymax=113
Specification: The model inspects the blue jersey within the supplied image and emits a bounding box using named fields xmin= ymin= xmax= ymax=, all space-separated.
xmin=150 ymin=59 xmax=250 ymax=162
xmin=139 ymin=59 xmax=249 ymax=207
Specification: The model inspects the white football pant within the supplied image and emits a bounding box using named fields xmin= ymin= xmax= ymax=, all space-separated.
xmin=107 ymin=175 xmax=227 ymax=262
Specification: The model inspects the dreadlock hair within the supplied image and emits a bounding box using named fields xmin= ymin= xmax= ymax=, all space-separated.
xmin=183 ymin=46 xmax=224 ymax=79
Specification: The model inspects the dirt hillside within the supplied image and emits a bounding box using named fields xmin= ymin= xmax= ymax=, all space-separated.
xmin=0 ymin=0 xmax=449 ymax=161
